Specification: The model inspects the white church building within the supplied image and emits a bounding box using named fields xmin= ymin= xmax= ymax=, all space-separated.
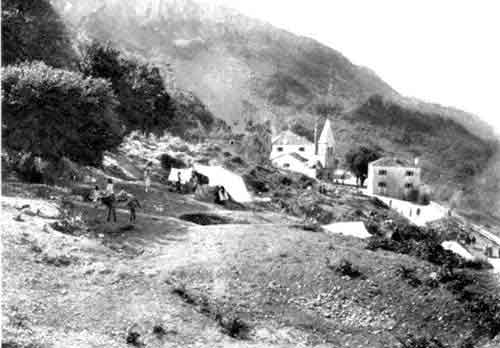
xmin=270 ymin=120 xmax=337 ymax=179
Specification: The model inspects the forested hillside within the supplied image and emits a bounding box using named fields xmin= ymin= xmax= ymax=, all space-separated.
xmin=49 ymin=0 xmax=496 ymax=142
xmin=1 ymin=0 xmax=227 ymax=169
xmin=1 ymin=0 xmax=78 ymax=68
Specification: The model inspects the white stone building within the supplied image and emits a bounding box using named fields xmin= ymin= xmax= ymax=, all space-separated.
xmin=366 ymin=157 xmax=422 ymax=200
xmin=270 ymin=120 xmax=337 ymax=179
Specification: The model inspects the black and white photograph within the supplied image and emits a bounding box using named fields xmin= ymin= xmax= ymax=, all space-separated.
xmin=1 ymin=1 xmax=500 ymax=347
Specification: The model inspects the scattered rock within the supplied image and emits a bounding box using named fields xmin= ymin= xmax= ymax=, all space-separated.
xmin=143 ymin=269 xmax=158 ymax=277
xmin=30 ymin=245 xmax=42 ymax=253
xmin=13 ymin=214 xmax=25 ymax=222
xmin=152 ymin=324 xmax=167 ymax=338
xmin=126 ymin=324 xmax=143 ymax=346
xmin=42 ymin=253 xmax=72 ymax=267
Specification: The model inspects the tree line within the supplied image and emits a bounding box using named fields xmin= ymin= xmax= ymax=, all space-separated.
xmin=2 ymin=41 xmax=180 ymax=167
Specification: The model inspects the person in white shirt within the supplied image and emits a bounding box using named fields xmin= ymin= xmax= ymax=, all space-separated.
xmin=144 ymin=162 xmax=153 ymax=193
xmin=89 ymin=185 xmax=101 ymax=208
xmin=102 ymin=178 xmax=116 ymax=223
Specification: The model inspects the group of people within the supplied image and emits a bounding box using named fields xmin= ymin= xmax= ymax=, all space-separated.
xmin=215 ymin=185 xmax=229 ymax=205
xmin=88 ymin=161 xmax=237 ymax=223
xmin=89 ymin=178 xmax=141 ymax=224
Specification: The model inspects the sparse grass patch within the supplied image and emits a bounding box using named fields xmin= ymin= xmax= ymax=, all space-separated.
xmin=170 ymin=283 xmax=251 ymax=339
xmin=329 ymin=258 xmax=363 ymax=278
xmin=217 ymin=314 xmax=251 ymax=340
xmin=178 ymin=213 xmax=232 ymax=225
xmin=462 ymin=257 xmax=492 ymax=270
xmin=170 ymin=283 xmax=196 ymax=304
xmin=398 ymin=334 xmax=446 ymax=348
xmin=152 ymin=324 xmax=167 ymax=338
xmin=395 ymin=265 xmax=422 ymax=287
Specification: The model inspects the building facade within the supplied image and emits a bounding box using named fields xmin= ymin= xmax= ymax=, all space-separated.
xmin=270 ymin=120 xmax=337 ymax=179
xmin=366 ymin=157 xmax=422 ymax=200
xmin=270 ymin=131 xmax=315 ymax=161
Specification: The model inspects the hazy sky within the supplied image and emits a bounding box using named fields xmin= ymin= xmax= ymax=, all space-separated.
xmin=213 ymin=0 xmax=500 ymax=135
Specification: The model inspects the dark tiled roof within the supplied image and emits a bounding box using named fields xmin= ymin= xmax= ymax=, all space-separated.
xmin=371 ymin=157 xmax=417 ymax=167
xmin=272 ymin=130 xmax=312 ymax=146
xmin=272 ymin=152 xmax=309 ymax=163
xmin=289 ymin=153 xmax=309 ymax=163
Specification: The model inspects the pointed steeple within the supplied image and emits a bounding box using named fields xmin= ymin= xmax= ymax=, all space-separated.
xmin=318 ymin=119 xmax=335 ymax=146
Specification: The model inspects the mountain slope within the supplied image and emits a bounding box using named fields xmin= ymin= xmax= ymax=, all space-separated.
xmin=50 ymin=0 xmax=398 ymax=127
xmin=50 ymin=0 xmax=496 ymax=142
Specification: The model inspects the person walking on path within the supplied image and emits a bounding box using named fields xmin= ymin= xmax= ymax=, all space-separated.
xmin=102 ymin=178 xmax=117 ymax=223
xmin=144 ymin=162 xmax=153 ymax=193
xmin=176 ymin=171 xmax=182 ymax=193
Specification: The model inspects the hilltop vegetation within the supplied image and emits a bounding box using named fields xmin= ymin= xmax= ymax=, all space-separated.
xmin=49 ymin=0 xmax=496 ymax=142
xmin=1 ymin=0 xmax=78 ymax=68
xmin=2 ymin=62 xmax=122 ymax=165
xmin=346 ymin=96 xmax=495 ymax=189
xmin=1 ymin=0 xmax=228 ymax=172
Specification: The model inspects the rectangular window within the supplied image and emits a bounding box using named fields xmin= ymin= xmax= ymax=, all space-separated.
xmin=378 ymin=169 xmax=387 ymax=175
xmin=377 ymin=182 xmax=387 ymax=188
xmin=298 ymin=147 xmax=305 ymax=152
xmin=406 ymin=171 xmax=414 ymax=176
xmin=277 ymin=147 xmax=283 ymax=152
xmin=405 ymin=183 xmax=413 ymax=189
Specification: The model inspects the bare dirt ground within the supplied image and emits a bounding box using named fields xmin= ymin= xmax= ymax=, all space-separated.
xmin=4 ymin=182 xmax=498 ymax=348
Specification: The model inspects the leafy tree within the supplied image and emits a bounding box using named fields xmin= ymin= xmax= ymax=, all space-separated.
xmin=1 ymin=0 xmax=77 ymax=68
xmin=79 ymin=42 xmax=175 ymax=135
xmin=345 ymin=146 xmax=381 ymax=186
xmin=290 ymin=122 xmax=314 ymax=142
xmin=239 ymin=121 xmax=272 ymax=164
xmin=2 ymin=61 xmax=122 ymax=165
xmin=312 ymin=101 xmax=343 ymax=118
xmin=79 ymin=42 xmax=127 ymax=86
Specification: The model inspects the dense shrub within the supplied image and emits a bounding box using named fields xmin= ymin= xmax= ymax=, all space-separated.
xmin=395 ymin=265 xmax=422 ymax=287
xmin=2 ymin=0 xmax=77 ymax=68
xmin=366 ymin=223 xmax=462 ymax=268
xmin=160 ymin=154 xmax=187 ymax=171
xmin=462 ymin=258 xmax=492 ymax=270
xmin=2 ymin=62 xmax=122 ymax=166
xmin=345 ymin=146 xmax=381 ymax=186
xmin=80 ymin=42 xmax=176 ymax=135
xmin=406 ymin=189 xmax=420 ymax=203
xmin=236 ymin=121 xmax=272 ymax=164
xmin=332 ymin=258 xmax=362 ymax=278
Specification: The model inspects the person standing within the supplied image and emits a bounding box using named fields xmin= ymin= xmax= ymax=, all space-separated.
xmin=126 ymin=193 xmax=141 ymax=223
xmin=216 ymin=186 xmax=229 ymax=205
xmin=144 ymin=162 xmax=153 ymax=193
xmin=102 ymin=178 xmax=117 ymax=223
xmin=176 ymin=171 xmax=182 ymax=193
xmin=89 ymin=185 xmax=101 ymax=208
